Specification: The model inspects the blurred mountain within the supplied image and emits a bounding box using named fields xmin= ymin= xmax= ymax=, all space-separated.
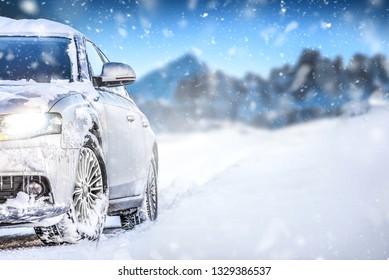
xmin=130 ymin=54 xmax=209 ymax=100
xmin=128 ymin=49 xmax=389 ymax=132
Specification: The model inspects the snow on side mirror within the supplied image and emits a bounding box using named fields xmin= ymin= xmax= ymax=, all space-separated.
xmin=94 ymin=62 xmax=136 ymax=87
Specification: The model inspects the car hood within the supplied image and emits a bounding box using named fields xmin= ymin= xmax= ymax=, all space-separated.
xmin=0 ymin=80 xmax=96 ymax=114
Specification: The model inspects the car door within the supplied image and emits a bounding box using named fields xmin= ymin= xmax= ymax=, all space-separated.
xmin=85 ymin=40 xmax=147 ymax=199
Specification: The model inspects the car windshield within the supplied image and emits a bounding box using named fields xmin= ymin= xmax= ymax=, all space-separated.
xmin=0 ymin=36 xmax=72 ymax=83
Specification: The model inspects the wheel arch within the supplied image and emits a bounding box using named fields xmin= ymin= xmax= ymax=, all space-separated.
xmin=89 ymin=115 xmax=103 ymax=148
xmin=49 ymin=94 xmax=105 ymax=150
xmin=83 ymin=133 xmax=108 ymax=194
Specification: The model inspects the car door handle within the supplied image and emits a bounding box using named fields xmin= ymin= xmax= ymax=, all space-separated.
xmin=127 ymin=115 xmax=136 ymax=122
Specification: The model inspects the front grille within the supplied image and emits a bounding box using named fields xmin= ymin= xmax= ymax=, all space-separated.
xmin=0 ymin=175 xmax=49 ymax=204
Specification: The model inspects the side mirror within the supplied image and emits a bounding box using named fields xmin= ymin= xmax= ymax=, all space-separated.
xmin=93 ymin=62 xmax=136 ymax=87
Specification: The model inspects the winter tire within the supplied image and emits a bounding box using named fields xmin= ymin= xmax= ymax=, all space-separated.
xmin=34 ymin=139 xmax=108 ymax=245
xmin=120 ymin=155 xmax=158 ymax=229
xmin=143 ymin=156 xmax=158 ymax=221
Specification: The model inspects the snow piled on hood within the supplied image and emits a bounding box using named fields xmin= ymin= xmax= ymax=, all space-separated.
xmin=0 ymin=80 xmax=97 ymax=113
xmin=0 ymin=17 xmax=82 ymax=37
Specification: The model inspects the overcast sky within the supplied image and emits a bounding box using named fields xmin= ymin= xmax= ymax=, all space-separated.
xmin=1 ymin=0 xmax=389 ymax=78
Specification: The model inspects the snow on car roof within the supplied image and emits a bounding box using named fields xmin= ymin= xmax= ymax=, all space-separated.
xmin=0 ymin=17 xmax=83 ymax=37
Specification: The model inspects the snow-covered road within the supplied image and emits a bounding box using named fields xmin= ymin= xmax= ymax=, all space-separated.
xmin=1 ymin=101 xmax=389 ymax=259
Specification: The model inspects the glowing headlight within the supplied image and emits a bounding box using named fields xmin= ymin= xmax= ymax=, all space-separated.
xmin=0 ymin=113 xmax=62 ymax=141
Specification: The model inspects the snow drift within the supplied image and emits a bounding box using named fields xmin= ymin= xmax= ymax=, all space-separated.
xmin=0 ymin=99 xmax=388 ymax=259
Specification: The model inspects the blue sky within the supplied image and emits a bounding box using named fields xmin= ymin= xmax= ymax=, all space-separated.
xmin=1 ymin=0 xmax=389 ymax=78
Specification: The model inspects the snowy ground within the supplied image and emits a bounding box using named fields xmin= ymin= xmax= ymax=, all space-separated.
xmin=1 ymin=101 xmax=389 ymax=259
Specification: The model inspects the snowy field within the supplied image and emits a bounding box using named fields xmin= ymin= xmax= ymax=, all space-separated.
xmin=1 ymin=100 xmax=389 ymax=259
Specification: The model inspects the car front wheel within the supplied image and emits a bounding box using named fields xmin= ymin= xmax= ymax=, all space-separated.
xmin=35 ymin=139 xmax=108 ymax=245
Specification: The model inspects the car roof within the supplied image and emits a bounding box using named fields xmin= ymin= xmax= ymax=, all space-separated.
xmin=0 ymin=17 xmax=83 ymax=38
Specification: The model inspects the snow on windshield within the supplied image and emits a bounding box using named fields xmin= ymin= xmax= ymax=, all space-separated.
xmin=0 ymin=37 xmax=72 ymax=82
xmin=0 ymin=17 xmax=83 ymax=83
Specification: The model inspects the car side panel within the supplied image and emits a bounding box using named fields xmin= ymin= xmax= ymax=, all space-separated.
xmin=95 ymin=89 xmax=149 ymax=199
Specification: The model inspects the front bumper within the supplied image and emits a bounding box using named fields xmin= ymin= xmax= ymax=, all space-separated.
xmin=0 ymin=203 xmax=69 ymax=228
xmin=0 ymin=134 xmax=79 ymax=228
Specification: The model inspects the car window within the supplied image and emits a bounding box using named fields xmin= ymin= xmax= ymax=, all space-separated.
xmin=108 ymin=86 xmax=132 ymax=98
xmin=85 ymin=40 xmax=108 ymax=76
xmin=0 ymin=36 xmax=72 ymax=82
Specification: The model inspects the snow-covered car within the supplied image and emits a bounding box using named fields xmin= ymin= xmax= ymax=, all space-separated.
xmin=0 ymin=17 xmax=158 ymax=244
